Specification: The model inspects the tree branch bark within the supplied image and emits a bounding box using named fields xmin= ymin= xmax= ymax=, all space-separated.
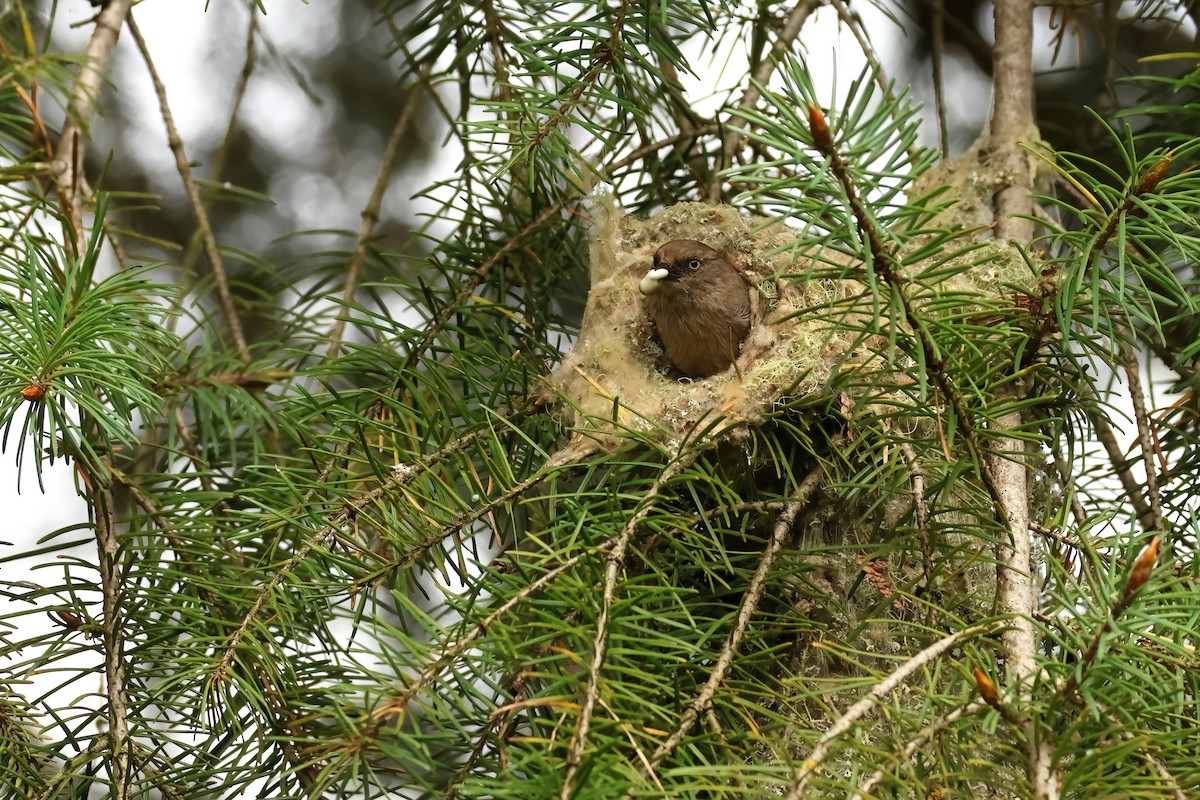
xmin=52 ymin=0 xmax=136 ymax=256
xmin=989 ymin=3 xmax=1056 ymax=798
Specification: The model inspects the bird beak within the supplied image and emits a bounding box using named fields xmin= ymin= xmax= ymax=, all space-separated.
xmin=639 ymin=267 xmax=670 ymax=296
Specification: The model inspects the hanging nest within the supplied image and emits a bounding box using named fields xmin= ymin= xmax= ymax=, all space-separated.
xmin=548 ymin=191 xmax=875 ymax=448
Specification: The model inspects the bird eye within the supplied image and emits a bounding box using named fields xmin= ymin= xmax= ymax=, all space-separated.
xmin=687 ymin=258 xmax=701 ymax=271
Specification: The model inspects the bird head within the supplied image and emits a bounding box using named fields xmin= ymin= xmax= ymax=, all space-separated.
xmin=639 ymin=240 xmax=722 ymax=296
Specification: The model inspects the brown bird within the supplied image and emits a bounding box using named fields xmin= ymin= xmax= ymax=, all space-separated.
xmin=639 ymin=240 xmax=751 ymax=378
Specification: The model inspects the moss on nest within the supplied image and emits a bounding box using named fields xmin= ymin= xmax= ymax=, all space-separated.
xmin=905 ymin=129 xmax=1051 ymax=300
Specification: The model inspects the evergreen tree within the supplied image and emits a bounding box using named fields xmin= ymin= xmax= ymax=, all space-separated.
xmin=1 ymin=1 xmax=1198 ymax=798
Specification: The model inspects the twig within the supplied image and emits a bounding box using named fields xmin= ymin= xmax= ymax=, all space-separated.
xmin=1119 ymin=340 xmax=1166 ymax=533
xmin=325 ymin=59 xmax=433 ymax=359
xmin=181 ymin=9 xmax=258 ymax=275
xmin=898 ymin=444 xmax=930 ymax=535
xmin=445 ymin=671 xmax=530 ymax=799
xmin=364 ymin=442 xmax=593 ymax=581
xmin=1124 ymin=728 xmax=1188 ymax=800
xmin=1082 ymin=393 xmax=1153 ymax=524
xmin=914 ymin=0 xmax=994 ymax=73
xmin=1146 ymin=335 xmax=1196 ymax=387
xmin=127 ymin=13 xmax=249 ymax=361
xmin=559 ymin=450 xmax=702 ymax=800
xmin=109 ymin=464 xmax=230 ymax=612
xmin=523 ymin=0 xmax=627 ymax=166
xmin=31 ymin=740 xmax=108 ymax=800
xmin=254 ymin=15 xmax=321 ymax=104
xmin=358 ymin=450 xmax=604 ymax=744
xmin=100 ymin=218 xmax=132 ymax=271
xmin=209 ymin=11 xmax=258 ymax=191
xmin=171 ymin=406 xmax=225 ymax=504
xmin=850 ymin=703 xmax=983 ymax=800
xmin=899 ymin=443 xmax=934 ymax=582
xmin=391 ymin=34 xmax=477 ymax=175
xmin=1048 ymin=434 xmax=1088 ymax=527
xmin=653 ymin=54 xmax=714 ymax=197
xmin=783 ymin=622 xmax=1001 ymax=799
xmin=710 ymin=0 xmax=820 ymax=199
xmin=1028 ymin=521 xmax=1088 ymax=556
xmin=929 ymin=0 xmax=949 ymax=158
xmin=610 ymin=126 xmax=719 ymax=174
xmin=686 ymin=497 xmax=797 ymax=525
xmin=806 ymin=104 xmax=1014 ymax=516
xmin=436 ymin=470 xmax=551 ymax=544
xmin=86 ymin=474 xmax=132 ymax=800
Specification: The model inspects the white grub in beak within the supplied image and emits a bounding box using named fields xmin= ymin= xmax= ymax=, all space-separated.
xmin=639 ymin=267 xmax=669 ymax=296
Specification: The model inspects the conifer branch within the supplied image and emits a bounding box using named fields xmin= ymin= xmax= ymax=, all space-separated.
xmin=711 ymin=0 xmax=820 ymax=199
xmin=1082 ymin=389 xmax=1153 ymax=525
xmin=400 ymin=203 xmax=568 ymax=377
xmin=41 ymin=7 xmax=139 ymax=797
xmin=109 ymin=464 xmax=229 ymax=613
xmin=30 ymin=740 xmax=108 ymax=800
xmin=631 ymin=456 xmax=830 ymax=784
xmin=170 ymin=405 xmax=229 ymax=520
xmin=520 ymin=0 xmax=628 ymax=169
xmin=80 ymin=464 xmax=133 ymax=800
xmin=784 ymin=622 xmax=1002 ymax=799
xmin=899 ymin=443 xmax=934 ymax=581
xmin=850 ymin=703 xmax=983 ymax=800
xmin=1028 ymin=521 xmax=1088 ymax=557
xmin=805 ymin=103 xmax=1014 ymax=523
xmin=372 ymin=439 xmax=596 ymax=577
xmin=1123 ymin=727 xmax=1188 ymax=800
xmin=358 ymin=445 xmax=606 ymax=745
xmin=1047 ymin=434 xmax=1089 ymax=527
xmin=1058 ymin=537 xmax=1160 ymax=701
xmin=214 ymin=404 xmax=542 ymax=682
xmin=560 ymin=449 xmax=702 ymax=799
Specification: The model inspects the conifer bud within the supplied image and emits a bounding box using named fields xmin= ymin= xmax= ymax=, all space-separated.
xmin=1125 ymin=536 xmax=1159 ymax=596
xmin=973 ymin=666 xmax=999 ymax=706
xmin=808 ymin=104 xmax=832 ymax=150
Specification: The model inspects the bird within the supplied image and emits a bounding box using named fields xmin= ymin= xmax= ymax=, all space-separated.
xmin=638 ymin=240 xmax=751 ymax=378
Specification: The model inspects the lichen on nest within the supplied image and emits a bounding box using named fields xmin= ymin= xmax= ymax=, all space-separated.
xmin=548 ymin=191 xmax=871 ymax=448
